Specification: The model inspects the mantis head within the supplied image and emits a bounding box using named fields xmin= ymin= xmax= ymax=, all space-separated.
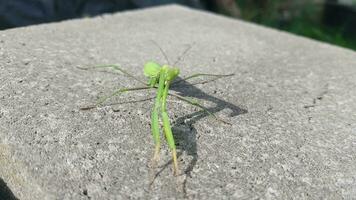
xmin=144 ymin=62 xmax=180 ymax=86
xmin=144 ymin=61 xmax=161 ymax=78
xmin=162 ymin=65 xmax=179 ymax=81
xmin=167 ymin=68 xmax=179 ymax=81
xmin=144 ymin=61 xmax=161 ymax=86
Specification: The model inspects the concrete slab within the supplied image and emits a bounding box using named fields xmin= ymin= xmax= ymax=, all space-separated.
xmin=1 ymin=5 xmax=356 ymax=199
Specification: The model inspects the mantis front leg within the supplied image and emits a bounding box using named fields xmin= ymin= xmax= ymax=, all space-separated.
xmin=161 ymin=81 xmax=179 ymax=176
xmin=150 ymin=69 xmax=179 ymax=177
xmin=150 ymin=71 xmax=165 ymax=170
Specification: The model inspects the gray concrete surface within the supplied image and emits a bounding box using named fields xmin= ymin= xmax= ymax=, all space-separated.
xmin=1 ymin=5 xmax=356 ymax=200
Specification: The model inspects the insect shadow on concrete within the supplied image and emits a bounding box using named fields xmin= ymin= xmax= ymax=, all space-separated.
xmin=151 ymin=76 xmax=247 ymax=193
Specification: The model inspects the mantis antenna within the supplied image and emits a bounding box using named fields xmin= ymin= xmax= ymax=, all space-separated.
xmin=150 ymin=40 xmax=171 ymax=65
xmin=150 ymin=40 xmax=195 ymax=67
xmin=173 ymin=42 xmax=195 ymax=66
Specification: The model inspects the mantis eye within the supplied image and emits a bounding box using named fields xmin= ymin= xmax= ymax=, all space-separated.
xmin=166 ymin=67 xmax=180 ymax=81
xmin=144 ymin=62 xmax=161 ymax=78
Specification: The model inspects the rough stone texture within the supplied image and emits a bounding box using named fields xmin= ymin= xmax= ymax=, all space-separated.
xmin=1 ymin=5 xmax=356 ymax=200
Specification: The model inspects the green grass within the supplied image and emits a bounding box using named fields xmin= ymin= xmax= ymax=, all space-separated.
xmin=233 ymin=0 xmax=356 ymax=51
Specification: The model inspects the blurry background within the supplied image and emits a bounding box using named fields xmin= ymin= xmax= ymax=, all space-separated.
xmin=0 ymin=0 xmax=355 ymax=51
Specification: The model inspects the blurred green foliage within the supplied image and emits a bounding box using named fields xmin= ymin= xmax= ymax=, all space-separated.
xmin=234 ymin=0 xmax=356 ymax=51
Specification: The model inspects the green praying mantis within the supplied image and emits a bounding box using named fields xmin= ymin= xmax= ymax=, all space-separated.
xmin=80 ymin=43 xmax=234 ymax=179
xmin=144 ymin=62 xmax=181 ymax=176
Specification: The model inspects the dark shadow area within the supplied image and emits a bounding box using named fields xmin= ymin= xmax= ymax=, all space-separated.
xmin=324 ymin=0 xmax=356 ymax=38
xmin=0 ymin=0 xmax=205 ymax=30
xmin=170 ymin=77 xmax=247 ymax=194
xmin=0 ymin=178 xmax=18 ymax=200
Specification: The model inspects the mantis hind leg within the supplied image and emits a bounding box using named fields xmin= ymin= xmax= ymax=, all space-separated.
xmin=78 ymin=64 xmax=148 ymax=86
xmin=80 ymin=86 xmax=151 ymax=110
xmin=169 ymin=93 xmax=232 ymax=125
xmin=172 ymin=73 xmax=235 ymax=86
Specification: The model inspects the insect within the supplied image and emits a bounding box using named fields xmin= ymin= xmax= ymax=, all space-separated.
xmin=80 ymin=43 xmax=233 ymax=180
